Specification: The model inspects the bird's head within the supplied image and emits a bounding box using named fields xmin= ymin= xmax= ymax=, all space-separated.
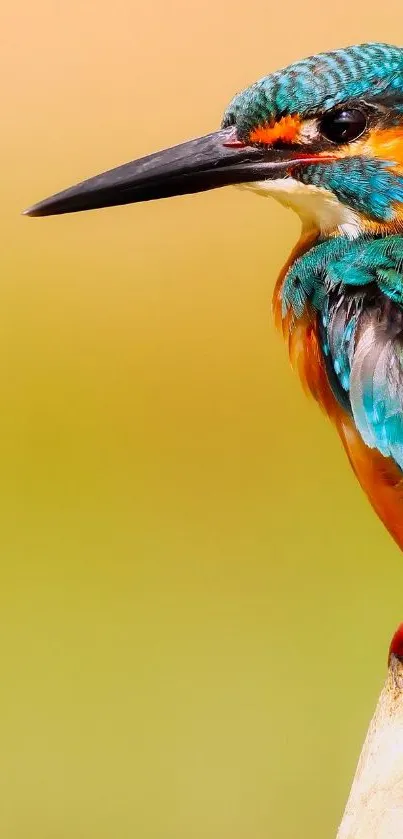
xmin=26 ymin=42 xmax=403 ymax=238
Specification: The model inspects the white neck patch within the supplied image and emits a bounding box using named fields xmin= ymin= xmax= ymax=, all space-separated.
xmin=241 ymin=177 xmax=363 ymax=239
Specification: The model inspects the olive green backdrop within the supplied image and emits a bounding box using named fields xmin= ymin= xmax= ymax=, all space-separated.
xmin=2 ymin=2 xmax=403 ymax=837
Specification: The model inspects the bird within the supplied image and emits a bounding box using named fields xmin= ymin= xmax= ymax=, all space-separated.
xmin=337 ymin=623 xmax=403 ymax=838
xmin=24 ymin=41 xmax=403 ymax=550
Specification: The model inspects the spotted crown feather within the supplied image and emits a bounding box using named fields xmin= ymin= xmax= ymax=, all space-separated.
xmin=222 ymin=43 xmax=403 ymax=140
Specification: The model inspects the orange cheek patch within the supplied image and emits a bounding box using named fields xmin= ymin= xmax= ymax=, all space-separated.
xmin=368 ymin=126 xmax=403 ymax=166
xmin=249 ymin=114 xmax=301 ymax=145
xmin=338 ymin=126 xmax=403 ymax=172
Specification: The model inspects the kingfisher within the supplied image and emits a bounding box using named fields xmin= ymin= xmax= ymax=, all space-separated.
xmin=25 ymin=42 xmax=403 ymax=550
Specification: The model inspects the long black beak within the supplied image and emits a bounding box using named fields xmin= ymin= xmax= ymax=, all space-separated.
xmin=23 ymin=127 xmax=318 ymax=217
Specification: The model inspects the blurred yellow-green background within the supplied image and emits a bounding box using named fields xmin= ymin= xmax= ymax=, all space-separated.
xmin=2 ymin=3 xmax=403 ymax=837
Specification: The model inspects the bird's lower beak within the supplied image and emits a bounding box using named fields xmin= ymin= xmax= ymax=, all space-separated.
xmin=24 ymin=127 xmax=326 ymax=217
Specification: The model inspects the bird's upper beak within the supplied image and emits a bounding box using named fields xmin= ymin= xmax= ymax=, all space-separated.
xmin=24 ymin=127 xmax=328 ymax=217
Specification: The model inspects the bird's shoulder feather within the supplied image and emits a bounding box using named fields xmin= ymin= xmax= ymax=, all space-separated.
xmin=319 ymin=237 xmax=403 ymax=469
xmin=276 ymin=235 xmax=403 ymax=548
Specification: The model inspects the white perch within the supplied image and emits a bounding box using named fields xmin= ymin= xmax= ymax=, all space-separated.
xmin=337 ymin=624 xmax=403 ymax=839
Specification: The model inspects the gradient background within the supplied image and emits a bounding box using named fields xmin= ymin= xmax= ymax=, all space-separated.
xmin=3 ymin=4 xmax=403 ymax=837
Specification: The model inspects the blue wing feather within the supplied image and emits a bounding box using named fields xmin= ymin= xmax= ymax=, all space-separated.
xmin=319 ymin=237 xmax=403 ymax=469
xmin=349 ymin=302 xmax=403 ymax=466
xmin=281 ymin=235 xmax=403 ymax=468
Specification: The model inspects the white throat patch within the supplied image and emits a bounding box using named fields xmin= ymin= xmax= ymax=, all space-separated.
xmin=241 ymin=177 xmax=362 ymax=238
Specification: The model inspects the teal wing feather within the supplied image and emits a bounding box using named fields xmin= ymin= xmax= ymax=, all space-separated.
xmin=321 ymin=237 xmax=403 ymax=468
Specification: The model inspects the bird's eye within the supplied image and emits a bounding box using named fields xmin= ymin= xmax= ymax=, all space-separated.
xmin=320 ymin=108 xmax=367 ymax=144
